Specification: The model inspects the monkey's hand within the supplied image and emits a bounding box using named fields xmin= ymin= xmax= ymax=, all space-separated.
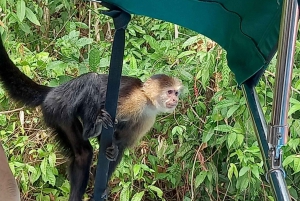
xmin=96 ymin=109 xmax=114 ymax=130
xmin=83 ymin=109 xmax=114 ymax=139
xmin=106 ymin=143 xmax=119 ymax=161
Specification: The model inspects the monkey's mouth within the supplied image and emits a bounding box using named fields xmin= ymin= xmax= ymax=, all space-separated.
xmin=166 ymin=103 xmax=177 ymax=109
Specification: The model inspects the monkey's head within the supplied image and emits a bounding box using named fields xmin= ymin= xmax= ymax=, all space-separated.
xmin=143 ymin=74 xmax=183 ymax=113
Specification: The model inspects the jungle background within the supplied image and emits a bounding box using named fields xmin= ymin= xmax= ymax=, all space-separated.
xmin=0 ymin=1 xmax=300 ymax=201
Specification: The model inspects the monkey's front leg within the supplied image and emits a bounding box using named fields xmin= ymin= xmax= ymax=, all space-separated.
xmin=83 ymin=109 xmax=113 ymax=139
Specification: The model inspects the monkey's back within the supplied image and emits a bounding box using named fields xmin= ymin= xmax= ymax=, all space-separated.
xmin=41 ymin=73 xmax=143 ymax=126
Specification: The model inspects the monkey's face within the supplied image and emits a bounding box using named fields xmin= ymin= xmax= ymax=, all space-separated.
xmin=158 ymin=88 xmax=180 ymax=113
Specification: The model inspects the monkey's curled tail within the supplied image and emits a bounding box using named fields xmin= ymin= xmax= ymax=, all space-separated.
xmin=0 ymin=39 xmax=51 ymax=107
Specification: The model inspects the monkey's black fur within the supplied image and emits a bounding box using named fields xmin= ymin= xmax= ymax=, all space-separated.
xmin=0 ymin=39 xmax=140 ymax=201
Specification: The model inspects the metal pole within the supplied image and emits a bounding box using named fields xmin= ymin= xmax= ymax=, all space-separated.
xmin=267 ymin=0 xmax=298 ymax=200
xmin=242 ymin=85 xmax=291 ymax=201
xmin=268 ymin=0 xmax=299 ymax=156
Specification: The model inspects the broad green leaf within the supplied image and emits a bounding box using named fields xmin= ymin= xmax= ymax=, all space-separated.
xmin=76 ymin=37 xmax=93 ymax=48
xmin=214 ymin=125 xmax=233 ymax=133
xmin=0 ymin=114 xmax=7 ymax=126
xmin=226 ymin=105 xmax=239 ymax=118
xmin=293 ymin=157 xmax=300 ymax=173
xmin=177 ymin=51 xmax=196 ymax=59
xmin=129 ymin=56 xmax=137 ymax=69
xmin=283 ymin=155 xmax=295 ymax=167
xmin=227 ymin=132 xmax=237 ymax=148
xmin=19 ymin=22 xmax=31 ymax=34
xmin=288 ymin=104 xmax=300 ymax=115
xmin=40 ymin=158 xmax=48 ymax=176
xmin=25 ymin=7 xmax=40 ymax=26
xmin=17 ymin=0 xmax=26 ymax=22
xmin=214 ymin=100 xmax=236 ymax=110
xmin=99 ymin=57 xmax=110 ymax=68
xmin=143 ymin=35 xmax=159 ymax=51
xmin=89 ymin=48 xmax=101 ymax=72
xmin=131 ymin=191 xmax=145 ymax=201
xmin=202 ymin=131 xmax=214 ymax=143
xmin=182 ymin=35 xmax=200 ymax=48
xmin=228 ymin=163 xmax=238 ymax=182
xmin=45 ymin=168 xmax=56 ymax=186
xmin=75 ymin=22 xmax=89 ymax=29
xmin=239 ymin=166 xmax=250 ymax=177
xmin=120 ymin=185 xmax=130 ymax=201
xmin=251 ymin=166 xmax=261 ymax=180
xmin=48 ymin=152 xmax=56 ymax=167
xmin=132 ymin=24 xmax=146 ymax=34
xmin=148 ymin=185 xmax=163 ymax=198
xmin=30 ymin=168 xmax=41 ymax=184
xmin=133 ymin=164 xmax=141 ymax=177
xmin=195 ymin=171 xmax=207 ymax=188
xmin=237 ymin=176 xmax=249 ymax=192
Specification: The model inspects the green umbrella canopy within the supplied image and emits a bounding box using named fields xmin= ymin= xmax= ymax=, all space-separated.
xmin=102 ymin=0 xmax=282 ymax=85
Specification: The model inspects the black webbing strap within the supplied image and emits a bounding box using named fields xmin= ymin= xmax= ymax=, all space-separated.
xmin=92 ymin=4 xmax=131 ymax=201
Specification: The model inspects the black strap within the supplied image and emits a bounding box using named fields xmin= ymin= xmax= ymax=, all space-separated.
xmin=92 ymin=5 xmax=131 ymax=201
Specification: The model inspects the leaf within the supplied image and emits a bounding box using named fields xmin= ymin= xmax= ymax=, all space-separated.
xmin=89 ymin=48 xmax=101 ymax=72
xmin=182 ymin=35 xmax=200 ymax=48
xmin=227 ymin=132 xmax=237 ymax=148
xmin=120 ymin=185 xmax=130 ymax=201
xmin=177 ymin=51 xmax=196 ymax=59
xmin=226 ymin=105 xmax=239 ymax=118
xmin=19 ymin=22 xmax=31 ymax=34
xmin=129 ymin=56 xmax=137 ymax=69
xmin=76 ymin=37 xmax=93 ymax=48
xmin=283 ymin=155 xmax=295 ymax=167
xmin=237 ymin=176 xmax=249 ymax=192
xmin=17 ymin=0 xmax=26 ymax=22
xmin=228 ymin=163 xmax=238 ymax=182
xmin=293 ymin=157 xmax=300 ymax=173
xmin=148 ymin=185 xmax=163 ymax=198
xmin=48 ymin=153 xmax=56 ymax=167
xmin=143 ymin=35 xmax=159 ymax=51
xmin=214 ymin=100 xmax=236 ymax=110
xmin=46 ymin=168 xmax=56 ymax=186
xmin=239 ymin=166 xmax=250 ymax=177
xmin=30 ymin=168 xmax=41 ymax=184
xmin=214 ymin=125 xmax=233 ymax=133
xmin=288 ymin=104 xmax=300 ymax=115
xmin=25 ymin=7 xmax=40 ymax=26
xmin=251 ymin=166 xmax=261 ymax=180
xmin=99 ymin=57 xmax=110 ymax=68
xmin=40 ymin=158 xmax=48 ymax=176
xmin=131 ymin=191 xmax=145 ymax=201
xmin=75 ymin=22 xmax=89 ymax=29
xmin=195 ymin=171 xmax=207 ymax=188
xmin=132 ymin=24 xmax=146 ymax=34
xmin=201 ymin=67 xmax=210 ymax=88
xmin=202 ymin=131 xmax=214 ymax=143
xmin=133 ymin=164 xmax=141 ymax=178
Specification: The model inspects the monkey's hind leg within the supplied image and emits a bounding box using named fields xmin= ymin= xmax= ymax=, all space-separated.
xmin=58 ymin=120 xmax=93 ymax=201
xmin=106 ymin=141 xmax=119 ymax=161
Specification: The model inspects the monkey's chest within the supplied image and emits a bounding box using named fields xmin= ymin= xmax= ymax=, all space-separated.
xmin=117 ymin=115 xmax=156 ymax=147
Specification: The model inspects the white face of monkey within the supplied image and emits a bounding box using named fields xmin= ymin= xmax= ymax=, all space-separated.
xmin=157 ymin=87 xmax=181 ymax=113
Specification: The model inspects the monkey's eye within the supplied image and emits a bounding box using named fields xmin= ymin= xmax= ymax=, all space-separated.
xmin=175 ymin=91 xmax=179 ymax=96
xmin=168 ymin=90 xmax=173 ymax=94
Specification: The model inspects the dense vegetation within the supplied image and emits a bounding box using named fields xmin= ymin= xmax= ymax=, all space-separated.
xmin=0 ymin=1 xmax=300 ymax=201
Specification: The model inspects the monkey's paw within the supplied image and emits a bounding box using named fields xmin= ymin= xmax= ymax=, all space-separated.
xmin=96 ymin=109 xmax=114 ymax=130
xmin=93 ymin=109 xmax=114 ymax=137
xmin=106 ymin=143 xmax=119 ymax=161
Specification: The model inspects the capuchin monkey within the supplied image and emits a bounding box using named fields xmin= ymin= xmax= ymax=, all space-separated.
xmin=0 ymin=38 xmax=183 ymax=201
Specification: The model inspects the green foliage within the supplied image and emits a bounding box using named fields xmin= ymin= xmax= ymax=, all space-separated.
xmin=1 ymin=1 xmax=300 ymax=201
